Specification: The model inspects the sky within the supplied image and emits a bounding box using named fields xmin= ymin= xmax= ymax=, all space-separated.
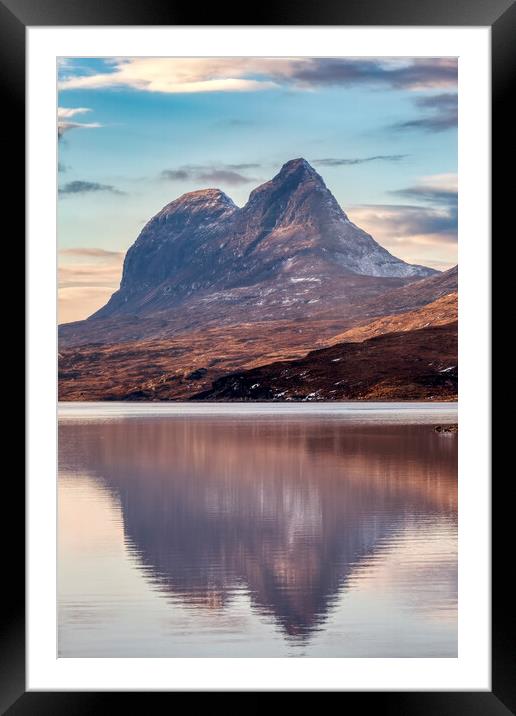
xmin=57 ymin=57 xmax=458 ymax=324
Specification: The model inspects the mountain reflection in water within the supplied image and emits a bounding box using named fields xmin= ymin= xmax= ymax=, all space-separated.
xmin=58 ymin=416 xmax=457 ymax=657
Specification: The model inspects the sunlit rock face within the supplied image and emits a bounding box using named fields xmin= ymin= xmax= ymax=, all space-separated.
xmin=95 ymin=158 xmax=434 ymax=321
xmin=59 ymin=159 xmax=436 ymax=349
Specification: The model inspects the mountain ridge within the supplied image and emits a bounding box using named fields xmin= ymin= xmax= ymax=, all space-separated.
xmin=58 ymin=158 xmax=455 ymax=402
xmin=90 ymin=158 xmax=435 ymax=323
xmin=60 ymin=158 xmax=439 ymax=351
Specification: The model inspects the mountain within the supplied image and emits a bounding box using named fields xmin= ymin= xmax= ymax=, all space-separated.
xmin=59 ymin=158 xmax=436 ymax=349
xmin=58 ymin=158 xmax=455 ymax=402
xmin=193 ymin=322 xmax=458 ymax=402
xmin=96 ymin=158 xmax=432 ymax=318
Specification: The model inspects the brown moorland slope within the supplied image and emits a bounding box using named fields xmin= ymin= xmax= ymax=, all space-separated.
xmin=193 ymin=322 xmax=458 ymax=402
xmin=356 ymin=265 xmax=457 ymax=320
xmin=58 ymin=292 xmax=458 ymax=402
xmin=327 ymin=291 xmax=457 ymax=345
xmin=58 ymin=318 xmax=348 ymax=401
xmin=58 ymin=290 xmax=457 ymax=401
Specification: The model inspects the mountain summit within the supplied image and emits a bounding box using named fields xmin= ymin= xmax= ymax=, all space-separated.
xmin=58 ymin=159 xmax=457 ymax=401
xmin=90 ymin=158 xmax=435 ymax=325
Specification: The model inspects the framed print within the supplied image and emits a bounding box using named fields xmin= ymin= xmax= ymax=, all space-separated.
xmin=4 ymin=0 xmax=508 ymax=709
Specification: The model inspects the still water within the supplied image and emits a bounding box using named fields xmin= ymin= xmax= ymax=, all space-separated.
xmin=58 ymin=403 xmax=457 ymax=657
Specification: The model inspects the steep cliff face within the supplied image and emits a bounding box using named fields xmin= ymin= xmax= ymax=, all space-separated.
xmin=98 ymin=188 xmax=238 ymax=317
xmin=90 ymin=158 xmax=435 ymax=323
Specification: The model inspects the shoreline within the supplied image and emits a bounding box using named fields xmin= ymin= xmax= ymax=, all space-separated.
xmin=58 ymin=400 xmax=458 ymax=424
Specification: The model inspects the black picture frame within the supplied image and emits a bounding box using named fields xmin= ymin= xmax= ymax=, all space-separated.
xmin=4 ymin=0 xmax=507 ymax=709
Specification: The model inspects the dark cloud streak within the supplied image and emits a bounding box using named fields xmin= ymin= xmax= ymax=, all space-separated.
xmin=57 ymin=122 xmax=101 ymax=140
xmin=313 ymin=154 xmax=408 ymax=167
xmin=160 ymin=169 xmax=190 ymax=181
xmin=383 ymin=178 xmax=458 ymax=237
xmin=352 ymin=203 xmax=457 ymax=240
xmin=59 ymin=181 xmax=126 ymax=197
xmin=226 ymin=163 xmax=260 ymax=170
xmin=196 ymin=169 xmax=256 ymax=185
xmin=390 ymin=186 xmax=457 ymax=206
xmin=286 ymin=58 xmax=457 ymax=90
xmin=393 ymin=115 xmax=457 ymax=132
xmin=391 ymin=92 xmax=457 ymax=133
xmin=160 ymin=163 xmax=259 ymax=185
xmin=415 ymin=93 xmax=458 ymax=111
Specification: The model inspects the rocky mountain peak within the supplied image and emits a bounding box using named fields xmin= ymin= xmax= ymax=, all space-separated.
xmin=157 ymin=187 xmax=237 ymax=223
xmin=87 ymin=158 xmax=436 ymax=322
xmin=246 ymin=158 xmax=326 ymax=202
xmin=277 ymin=157 xmax=320 ymax=179
xmin=242 ymin=157 xmax=343 ymax=231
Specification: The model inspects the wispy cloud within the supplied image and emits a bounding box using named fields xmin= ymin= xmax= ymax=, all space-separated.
xmin=58 ymin=57 xmax=457 ymax=95
xmin=389 ymin=173 xmax=457 ymax=205
xmin=59 ymin=247 xmax=125 ymax=283
xmin=313 ymin=154 xmax=408 ymax=167
xmin=351 ymin=203 xmax=457 ymax=239
xmin=285 ymin=58 xmax=457 ymax=91
xmin=58 ymin=246 xmax=125 ymax=323
xmin=347 ymin=173 xmax=457 ymax=268
xmin=59 ymin=263 xmax=124 ymax=287
xmin=59 ymin=247 xmax=124 ymax=259
xmin=57 ymin=106 xmax=102 ymax=138
xmin=59 ymin=180 xmax=126 ymax=197
xmin=196 ymin=170 xmax=256 ymax=186
xmin=59 ymin=286 xmax=118 ymax=324
xmin=58 ymin=107 xmax=91 ymax=119
xmin=59 ymin=58 xmax=279 ymax=93
xmin=416 ymin=93 xmax=458 ymax=112
xmin=348 ymin=203 xmax=457 ymax=270
xmin=160 ymin=163 xmax=259 ymax=186
xmin=225 ymin=163 xmax=261 ymax=170
xmin=391 ymin=92 xmax=457 ymax=133
xmin=160 ymin=169 xmax=190 ymax=181
xmin=58 ymin=121 xmax=102 ymax=138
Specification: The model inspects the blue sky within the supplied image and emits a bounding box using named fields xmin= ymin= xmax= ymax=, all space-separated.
xmin=57 ymin=57 xmax=458 ymax=323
